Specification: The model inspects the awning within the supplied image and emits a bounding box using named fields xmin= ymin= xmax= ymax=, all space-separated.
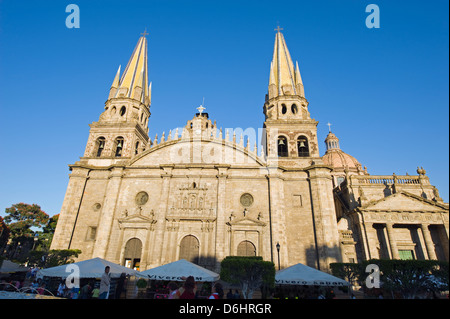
xmin=275 ymin=263 xmax=349 ymax=286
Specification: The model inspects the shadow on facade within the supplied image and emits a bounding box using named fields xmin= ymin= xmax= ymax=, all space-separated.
xmin=304 ymin=244 xmax=343 ymax=271
xmin=192 ymin=255 xmax=219 ymax=272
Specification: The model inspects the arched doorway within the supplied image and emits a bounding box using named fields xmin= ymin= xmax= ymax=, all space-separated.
xmin=179 ymin=235 xmax=200 ymax=264
xmin=123 ymin=238 xmax=142 ymax=271
xmin=237 ymin=240 xmax=256 ymax=256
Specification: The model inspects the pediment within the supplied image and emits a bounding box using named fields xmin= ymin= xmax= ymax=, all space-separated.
xmin=360 ymin=191 xmax=449 ymax=213
xmin=129 ymin=138 xmax=264 ymax=167
xmin=118 ymin=211 xmax=157 ymax=229
xmin=227 ymin=216 xmax=266 ymax=227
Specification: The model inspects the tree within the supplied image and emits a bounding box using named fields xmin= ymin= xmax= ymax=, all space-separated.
xmin=330 ymin=262 xmax=364 ymax=291
xmin=0 ymin=216 xmax=10 ymax=254
xmin=3 ymin=203 xmax=49 ymax=260
xmin=371 ymin=259 xmax=448 ymax=299
xmin=27 ymin=249 xmax=81 ymax=268
xmin=4 ymin=203 xmax=49 ymax=237
xmin=220 ymin=256 xmax=275 ymax=299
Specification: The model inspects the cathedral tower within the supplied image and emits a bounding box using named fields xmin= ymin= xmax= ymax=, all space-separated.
xmin=263 ymin=28 xmax=342 ymax=270
xmin=83 ymin=34 xmax=151 ymax=163
xmin=263 ymin=27 xmax=320 ymax=166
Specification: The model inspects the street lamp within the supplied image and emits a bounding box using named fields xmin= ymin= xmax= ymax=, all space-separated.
xmin=276 ymin=242 xmax=280 ymax=270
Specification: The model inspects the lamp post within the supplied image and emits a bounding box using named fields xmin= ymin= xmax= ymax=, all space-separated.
xmin=276 ymin=242 xmax=280 ymax=270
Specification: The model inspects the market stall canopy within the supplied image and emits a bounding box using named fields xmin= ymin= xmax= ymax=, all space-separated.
xmin=0 ymin=260 xmax=29 ymax=273
xmin=36 ymin=257 xmax=146 ymax=279
xmin=275 ymin=263 xmax=349 ymax=286
xmin=141 ymin=259 xmax=219 ymax=282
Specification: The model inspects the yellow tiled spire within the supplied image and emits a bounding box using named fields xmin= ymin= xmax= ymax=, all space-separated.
xmin=269 ymin=28 xmax=304 ymax=98
xmin=111 ymin=34 xmax=150 ymax=105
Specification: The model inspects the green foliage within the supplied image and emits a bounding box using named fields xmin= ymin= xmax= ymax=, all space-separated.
xmin=330 ymin=259 xmax=449 ymax=299
xmin=27 ymin=249 xmax=82 ymax=268
xmin=0 ymin=216 xmax=10 ymax=250
xmin=136 ymin=278 xmax=148 ymax=288
xmin=369 ymin=259 xmax=448 ymax=299
xmin=330 ymin=262 xmax=365 ymax=285
xmin=4 ymin=203 xmax=49 ymax=239
xmin=220 ymin=256 xmax=275 ymax=299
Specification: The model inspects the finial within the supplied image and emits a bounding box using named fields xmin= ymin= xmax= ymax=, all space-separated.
xmin=197 ymin=105 xmax=205 ymax=115
xmin=274 ymin=25 xmax=283 ymax=33
xmin=327 ymin=122 xmax=332 ymax=132
xmin=141 ymin=28 xmax=149 ymax=37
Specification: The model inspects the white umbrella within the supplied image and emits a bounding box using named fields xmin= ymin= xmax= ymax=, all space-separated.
xmin=0 ymin=260 xmax=29 ymax=273
xmin=141 ymin=259 xmax=219 ymax=282
xmin=37 ymin=257 xmax=146 ymax=279
xmin=275 ymin=263 xmax=349 ymax=286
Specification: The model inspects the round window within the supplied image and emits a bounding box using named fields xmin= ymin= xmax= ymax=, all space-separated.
xmin=135 ymin=191 xmax=149 ymax=206
xmin=240 ymin=193 xmax=254 ymax=207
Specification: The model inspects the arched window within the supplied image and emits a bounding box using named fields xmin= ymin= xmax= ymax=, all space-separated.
xmin=96 ymin=137 xmax=105 ymax=157
xmin=237 ymin=241 xmax=256 ymax=256
xmin=120 ymin=106 xmax=126 ymax=116
xmin=297 ymin=136 xmax=309 ymax=157
xmin=277 ymin=136 xmax=288 ymax=157
xmin=179 ymin=235 xmax=199 ymax=264
xmin=291 ymin=104 xmax=298 ymax=114
xmin=135 ymin=141 xmax=139 ymax=155
xmin=281 ymin=104 xmax=287 ymax=114
xmin=115 ymin=137 xmax=124 ymax=157
xmin=123 ymin=238 xmax=142 ymax=270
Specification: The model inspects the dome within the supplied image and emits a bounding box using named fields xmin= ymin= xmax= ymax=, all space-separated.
xmin=322 ymin=149 xmax=362 ymax=170
xmin=322 ymin=131 xmax=365 ymax=173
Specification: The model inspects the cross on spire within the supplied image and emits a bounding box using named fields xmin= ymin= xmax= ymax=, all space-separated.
xmin=327 ymin=122 xmax=332 ymax=132
xmin=141 ymin=28 xmax=149 ymax=37
xmin=196 ymin=97 xmax=206 ymax=115
xmin=274 ymin=25 xmax=283 ymax=33
xmin=197 ymin=105 xmax=205 ymax=115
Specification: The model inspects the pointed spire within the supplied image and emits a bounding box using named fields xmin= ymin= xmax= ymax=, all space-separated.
xmin=269 ymin=28 xmax=305 ymax=99
xmin=112 ymin=34 xmax=150 ymax=105
xmin=111 ymin=65 xmax=121 ymax=88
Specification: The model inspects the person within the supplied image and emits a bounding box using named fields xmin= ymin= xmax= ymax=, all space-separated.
xmin=80 ymin=282 xmax=92 ymax=299
xmin=168 ymin=282 xmax=179 ymax=299
xmin=99 ymin=266 xmax=111 ymax=299
xmin=91 ymin=283 xmax=100 ymax=299
xmin=226 ymin=289 xmax=234 ymax=299
xmin=177 ymin=276 xmax=196 ymax=299
xmin=115 ymin=273 xmax=126 ymax=299
xmin=208 ymin=282 xmax=224 ymax=299
xmin=233 ymin=290 xmax=240 ymax=299
xmin=57 ymin=280 xmax=65 ymax=297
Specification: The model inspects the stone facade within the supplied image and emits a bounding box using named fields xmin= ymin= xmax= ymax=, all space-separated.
xmin=51 ymin=30 xmax=449 ymax=274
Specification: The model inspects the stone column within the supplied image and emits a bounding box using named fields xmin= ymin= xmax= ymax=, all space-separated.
xmin=154 ymin=166 xmax=173 ymax=265
xmin=420 ymin=224 xmax=437 ymax=260
xmin=385 ymin=223 xmax=400 ymax=259
xmin=306 ymin=164 xmax=342 ymax=271
xmin=266 ymin=168 xmax=289 ymax=270
xmin=51 ymin=167 xmax=90 ymax=250
xmin=92 ymin=167 xmax=124 ymax=259
xmin=214 ymin=165 xmax=229 ymax=271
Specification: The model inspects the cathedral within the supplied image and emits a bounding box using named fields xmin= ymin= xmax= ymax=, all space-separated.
xmin=51 ymin=30 xmax=449 ymax=273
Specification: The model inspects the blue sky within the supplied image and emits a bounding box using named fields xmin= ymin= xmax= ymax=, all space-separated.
xmin=0 ymin=0 xmax=448 ymax=218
